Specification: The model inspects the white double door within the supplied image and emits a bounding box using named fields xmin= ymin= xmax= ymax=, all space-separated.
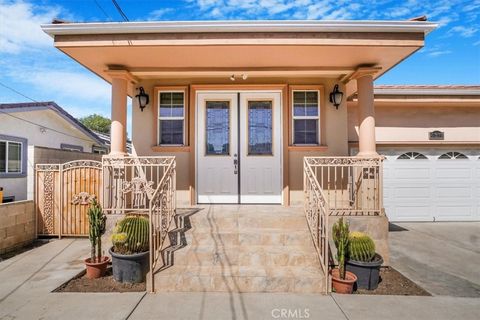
xmin=197 ymin=91 xmax=282 ymax=204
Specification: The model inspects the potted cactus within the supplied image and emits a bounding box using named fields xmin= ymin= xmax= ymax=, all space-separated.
xmin=346 ymin=231 xmax=383 ymax=290
xmin=85 ymin=199 xmax=109 ymax=279
xmin=331 ymin=217 xmax=357 ymax=294
xmin=109 ymin=215 xmax=150 ymax=283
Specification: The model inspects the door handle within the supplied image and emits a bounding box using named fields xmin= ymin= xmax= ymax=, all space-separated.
xmin=233 ymin=153 xmax=238 ymax=174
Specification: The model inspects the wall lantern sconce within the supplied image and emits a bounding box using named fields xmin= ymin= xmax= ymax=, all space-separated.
xmin=329 ymin=84 xmax=344 ymax=109
xmin=136 ymin=87 xmax=149 ymax=112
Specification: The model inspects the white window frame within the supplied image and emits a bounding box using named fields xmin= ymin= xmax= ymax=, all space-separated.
xmin=291 ymin=89 xmax=321 ymax=145
xmin=158 ymin=90 xmax=186 ymax=146
xmin=0 ymin=139 xmax=23 ymax=174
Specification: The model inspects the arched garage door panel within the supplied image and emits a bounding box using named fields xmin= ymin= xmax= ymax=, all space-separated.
xmin=381 ymin=149 xmax=480 ymax=222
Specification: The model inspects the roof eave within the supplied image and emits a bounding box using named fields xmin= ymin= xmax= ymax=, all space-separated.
xmin=41 ymin=20 xmax=438 ymax=38
xmin=374 ymin=89 xmax=480 ymax=96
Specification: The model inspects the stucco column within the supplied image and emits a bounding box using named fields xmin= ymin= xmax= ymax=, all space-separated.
xmin=356 ymin=74 xmax=378 ymax=157
xmin=110 ymin=76 xmax=127 ymax=155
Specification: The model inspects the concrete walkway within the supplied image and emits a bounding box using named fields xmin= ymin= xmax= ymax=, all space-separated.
xmin=390 ymin=222 xmax=480 ymax=297
xmin=0 ymin=238 xmax=479 ymax=320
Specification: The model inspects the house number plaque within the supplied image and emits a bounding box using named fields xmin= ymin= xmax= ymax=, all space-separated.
xmin=429 ymin=130 xmax=444 ymax=140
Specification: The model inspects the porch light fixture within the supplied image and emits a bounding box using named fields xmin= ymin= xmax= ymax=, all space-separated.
xmin=135 ymin=87 xmax=149 ymax=112
xmin=329 ymin=84 xmax=344 ymax=109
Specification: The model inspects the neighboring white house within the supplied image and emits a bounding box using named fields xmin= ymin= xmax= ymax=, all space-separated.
xmin=0 ymin=101 xmax=106 ymax=201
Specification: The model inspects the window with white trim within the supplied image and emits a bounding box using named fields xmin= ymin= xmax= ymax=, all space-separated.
xmin=292 ymin=90 xmax=320 ymax=145
xmin=158 ymin=91 xmax=185 ymax=145
xmin=438 ymin=152 xmax=468 ymax=160
xmin=0 ymin=140 xmax=22 ymax=173
xmin=397 ymin=152 xmax=428 ymax=160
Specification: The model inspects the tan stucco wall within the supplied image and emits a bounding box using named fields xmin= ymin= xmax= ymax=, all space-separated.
xmin=0 ymin=200 xmax=36 ymax=254
xmin=131 ymin=78 xmax=348 ymax=205
xmin=348 ymin=102 xmax=480 ymax=144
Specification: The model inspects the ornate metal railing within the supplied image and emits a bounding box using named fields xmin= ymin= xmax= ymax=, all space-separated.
xmin=303 ymin=158 xmax=329 ymax=294
xmin=102 ymin=156 xmax=175 ymax=214
xmin=148 ymin=158 xmax=176 ymax=292
xmin=304 ymin=157 xmax=384 ymax=217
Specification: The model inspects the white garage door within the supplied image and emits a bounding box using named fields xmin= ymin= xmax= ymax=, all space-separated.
xmin=382 ymin=149 xmax=480 ymax=222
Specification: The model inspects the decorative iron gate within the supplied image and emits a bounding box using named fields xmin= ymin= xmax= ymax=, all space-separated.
xmin=36 ymin=160 xmax=102 ymax=237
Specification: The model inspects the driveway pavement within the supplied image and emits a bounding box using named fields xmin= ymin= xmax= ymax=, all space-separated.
xmin=0 ymin=235 xmax=479 ymax=320
xmin=389 ymin=222 xmax=480 ymax=297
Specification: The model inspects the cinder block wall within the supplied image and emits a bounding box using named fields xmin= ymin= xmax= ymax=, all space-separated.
xmin=0 ymin=200 xmax=36 ymax=254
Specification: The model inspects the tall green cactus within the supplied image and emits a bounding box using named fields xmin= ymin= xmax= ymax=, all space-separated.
xmin=87 ymin=198 xmax=107 ymax=262
xmin=348 ymin=231 xmax=376 ymax=262
xmin=332 ymin=217 xmax=349 ymax=279
xmin=112 ymin=215 xmax=149 ymax=254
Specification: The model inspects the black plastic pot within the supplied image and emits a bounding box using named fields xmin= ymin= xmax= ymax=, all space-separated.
xmin=109 ymin=247 xmax=149 ymax=283
xmin=346 ymin=253 xmax=383 ymax=290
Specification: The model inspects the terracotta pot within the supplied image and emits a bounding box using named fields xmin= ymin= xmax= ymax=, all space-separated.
xmin=84 ymin=256 xmax=110 ymax=279
xmin=331 ymin=268 xmax=357 ymax=294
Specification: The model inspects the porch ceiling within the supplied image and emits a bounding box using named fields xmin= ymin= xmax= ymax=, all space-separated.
xmin=43 ymin=20 xmax=436 ymax=87
xmin=57 ymin=45 xmax=419 ymax=82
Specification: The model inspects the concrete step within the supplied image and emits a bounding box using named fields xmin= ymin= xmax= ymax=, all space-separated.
xmin=154 ymin=274 xmax=325 ymax=293
xmin=183 ymin=230 xmax=313 ymax=247
xmin=188 ymin=215 xmax=307 ymax=231
xmin=154 ymin=205 xmax=325 ymax=294
xmin=159 ymin=265 xmax=323 ymax=278
xmin=161 ymin=245 xmax=319 ymax=268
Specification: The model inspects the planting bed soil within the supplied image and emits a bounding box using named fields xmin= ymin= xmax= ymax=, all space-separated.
xmin=354 ymin=267 xmax=430 ymax=296
xmin=54 ymin=267 xmax=145 ymax=293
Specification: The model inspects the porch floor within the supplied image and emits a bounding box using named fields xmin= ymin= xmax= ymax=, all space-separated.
xmin=154 ymin=205 xmax=326 ymax=293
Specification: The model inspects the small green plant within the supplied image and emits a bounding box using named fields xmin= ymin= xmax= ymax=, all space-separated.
xmin=112 ymin=215 xmax=149 ymax=255
xmin=348 ymin=231 xmax=376 ymax=262
xmin=332 ymin=217 xmax=349 ymax=279
xmin=87 ymin=198 xmax=107 ymax=262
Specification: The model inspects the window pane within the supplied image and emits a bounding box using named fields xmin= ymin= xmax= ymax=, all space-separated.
xmin=171 ymin=105 xmax=184 ymax=117
xmin=159 ymin=92 xmax=184 ymax=118
xmin=306 ymin=91 xmax=318 ymax=103
xmin=160 ymin=120 xmax=183 ymax=145
xmin=172 ymin=92 xmax=184 ymax=104
xmin=159 ymin=105 xmax=171 ymax=117
xmin=305 ymin=104 xmax=318 ymax=116
xmin=0 ymin=141 xmax=5 ymax=173
xmin=206 ymin=101 xmax=229 ymax=155
xmin=7 ymin=142 xmax=21 ymax=172
xmin=293 ymin=91 xmax=305 ymax=104
xmin=294 ymin=119 xmax=318 ymax=144
xmin=293 ymin=104 xmax=306 ymax=116
xmin=248 ymin=101 xmax=272 ymax=155
xmin=159 ymin=92 xmax=172 ymax=104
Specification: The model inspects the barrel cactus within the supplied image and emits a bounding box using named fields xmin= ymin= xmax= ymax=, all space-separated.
xmin=332 ymin=217 xmax=350 ymax=279
xmin=348 ymin=231 xmax=375 ymax=262
xmin=112 ymin=215 xmax=149 ymax=254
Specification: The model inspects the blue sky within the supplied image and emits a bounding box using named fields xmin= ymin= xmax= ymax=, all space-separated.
xmin=0 ymin=0 xmax=479 ymax=126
